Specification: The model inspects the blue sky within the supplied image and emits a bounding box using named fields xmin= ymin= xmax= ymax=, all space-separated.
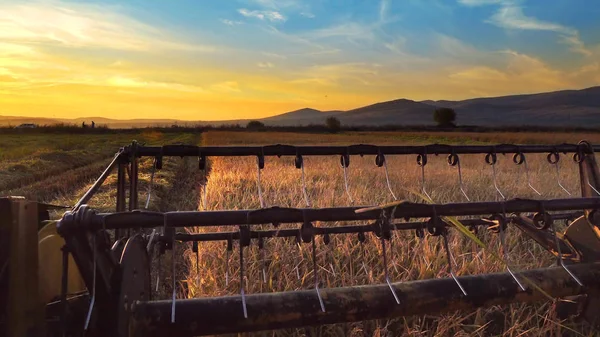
xmin=0 ymin=0 xmax=599 ymax=120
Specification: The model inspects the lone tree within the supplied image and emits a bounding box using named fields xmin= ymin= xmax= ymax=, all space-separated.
xmin=246 ymin=120 xmax=265 ymax=130
xmin=325 ymin=117 xmax=341 ymax=133
xmin=433 ymin=107 xmax=456 ymax=127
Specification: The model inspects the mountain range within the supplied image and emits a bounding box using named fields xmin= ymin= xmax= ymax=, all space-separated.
xmin=2 ymin=86 xmax=599 ymax=128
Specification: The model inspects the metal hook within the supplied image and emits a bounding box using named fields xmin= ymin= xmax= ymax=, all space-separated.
xmin=84 ymin=233 xmax=96 ymax=330
xmin=547 ymin=152 xmax=571 ymax=196
xmin=340 ymin=151 xmax=354 ymax=203
xmin=513 ymin=153 xmax=541 ymax=196
xmin=379 ymin=217 xmax=400 ymax=304
xmin=486 ymin=152 xmax=505 ymax=200
xmin=312 ymin=236 xmax=326 ymax=312
xmin=256 ymin=153 xmax=266 ymax=208
xmin=417 ymin=151 xmax=432 ymax=201
xmin=376 ymin=151 xmax=397 ymax=200
xmin=295 ymin=153 xmax=311 ymax=207
xmin=448 ymin=153 xmax=470 ymax=201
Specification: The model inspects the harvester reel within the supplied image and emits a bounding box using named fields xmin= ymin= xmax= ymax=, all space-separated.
xmin=7 ymin=141 xmax=600 ymax=337
xmin=117 ymin=234 xmax=151 ymax=337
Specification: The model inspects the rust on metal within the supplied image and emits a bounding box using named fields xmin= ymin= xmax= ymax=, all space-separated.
xmin=130 ymin=263 xmax=599 ymax=337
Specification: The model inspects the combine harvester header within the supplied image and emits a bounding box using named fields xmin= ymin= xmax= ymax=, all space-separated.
xmin=3 ymin=141 xmax=600 ymax=336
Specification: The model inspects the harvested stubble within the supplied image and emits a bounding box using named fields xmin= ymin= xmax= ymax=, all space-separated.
xmin=185 ymin=131 xmax=594 ymax=336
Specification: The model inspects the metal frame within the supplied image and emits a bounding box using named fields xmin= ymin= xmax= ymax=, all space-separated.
xmin=41 ymin=141 xmax=600 ymax=335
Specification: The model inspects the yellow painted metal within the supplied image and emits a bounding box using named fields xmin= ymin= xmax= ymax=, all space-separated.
xmin=1 ymin=197 xmax=45 ymax=337
xmin=38 ymin=221 xmax=86 ymax=304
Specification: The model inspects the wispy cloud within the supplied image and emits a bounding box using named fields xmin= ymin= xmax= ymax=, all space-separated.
xmin=107 ymin=76 xmax=205 ymax=92
xmin=0 ymin=1 xmax=213 ymax=52
xmin=257 ymin=62 xmax=275 ymax=68
xmin=458 ymin=0 xmax=592 ymax=56
xmin=238 ymin=8 xmax=286 ymax=22
xmin=300 ymin=12 xmax=315 ymax=18
xmin=262 ymin=51 xmax=287 ymax=59
xmin=488 ymin=5 xmax=576 ymax=35
xmin=220 ymin=19 xmax=244 ymax=26
xmin=211 ymin=81 xmax=241 ymax=93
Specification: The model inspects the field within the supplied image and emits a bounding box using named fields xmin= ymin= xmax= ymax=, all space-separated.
xmin=2 ymin=129 xmax=600 ymax=336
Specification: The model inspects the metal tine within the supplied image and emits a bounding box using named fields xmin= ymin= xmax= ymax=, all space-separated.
xmin=376 ymin=151 xmax=397 ymax=200
xmin=156 ymin=249 xmax=161 ymax=292
xmin=171 ymin=234 xmax=176 ymax=323
xmin=295 ymin=153 xmax=311 ymax=207
xmin=84 ymin=232 xmax=96 ymax=330
xmin=432 ymin=207 xmax=468 ymax=296
xmin=322 ymin=233 xmax=335 ymax=277
xmin=295 ymin=235 xmax=301 ymax=280
xmin=546 ymin=212 xmax=584 ymax=286
xmin=258 ymin=236 xmax=267 ymax=284
xmin=145 ymin=157 xmax=157 ymax=209
xmin=340 ymin=151 xmax=354 ymax=204
xmin=513 ymin=153 xmax=541 ymax=196
xmin=239 ymin=237 xmax=248 ymax=319
xmin=486 ymin=152 xmax=505 ymax=200
xmin=225 ymin=237 xmax=232 ymax=286
xmin=547 ymin=152 xmax=571 ymax=195
xmin=312 ymin=236 xmax=326 ymax=312
xmin=199 ymin=153 xmax=208 ymax=210
xmin=256 ymin=152 xmax=266 ymax=208
xmin=146 ymin=228 xmax=157 ymax=252
xmin=239 ymin=214 xmax=251 ymax=319
xmin=358 ymin=231 xmax=370 ymax=279
xmin=193 ymin=241 xmax=200 ymax=288
xmin=494 ymin=213 xmax=526 ymax=291
xmin=417 ymin=151 xmax=432 ymax=201
xmin=488 ymin=153 xmax=526 ymax=289
xmin=448 ymin=153 xmax=470 ymax=201
xmin=442 ymin=231 xmax=468 ymax=296
xmin=379 ymin=216 xmax=401 ymax=304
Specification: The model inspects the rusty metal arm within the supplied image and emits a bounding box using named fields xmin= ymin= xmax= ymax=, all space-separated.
xmin=168 ymin=213 xmax=580 ymax=243
xmin=511 ymin=214 xmax=578 ymax=260
xmin=130 ymin=262 xmax=600 ymax=337
xmin=82 ymin=198 xmax=600 ymax=230
xmin=124 ymin=143 xmax=598 ymax=158
xmin=72 ymin=150 xmax=124 ymax=211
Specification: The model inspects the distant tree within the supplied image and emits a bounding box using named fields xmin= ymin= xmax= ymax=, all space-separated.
xmin=325 ymin=117 xmax=341 ymax=133
xmin=246 ymin=120 xmax=265 ymax=129
xmin=433 ymin=108 xmax=456 ymax=127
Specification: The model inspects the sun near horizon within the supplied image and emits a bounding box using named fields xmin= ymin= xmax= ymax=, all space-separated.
xmin=0 ymin=0 xmax=599 ymax=121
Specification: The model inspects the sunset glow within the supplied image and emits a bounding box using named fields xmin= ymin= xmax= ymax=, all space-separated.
xmin=1 ymin=0 xmax=599 ymax=120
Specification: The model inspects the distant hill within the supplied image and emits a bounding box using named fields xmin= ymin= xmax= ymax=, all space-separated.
xmin=261 ymin=86 xmax=600 ymax=127
xmin=2 ymin=86 xmax=599 ymax=128
xmin=262 ymin=108 xmax=342 ymax=126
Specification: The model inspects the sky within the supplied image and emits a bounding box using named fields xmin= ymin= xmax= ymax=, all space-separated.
xmin=0 ymin=0 xmax=599 ymax=121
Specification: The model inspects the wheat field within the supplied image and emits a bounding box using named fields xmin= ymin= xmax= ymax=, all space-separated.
xmin=180 ymin=131 xmax=600 ymax=337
